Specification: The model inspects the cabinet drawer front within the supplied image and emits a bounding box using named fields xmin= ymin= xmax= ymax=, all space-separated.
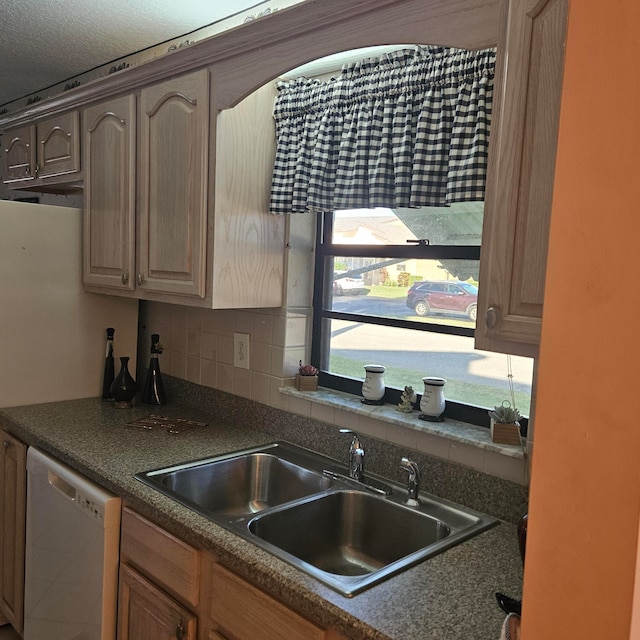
xmin=120 ymin=507 xmax=200 ymax=606
xmin=209 ymin=563 xmax=325 ymax=640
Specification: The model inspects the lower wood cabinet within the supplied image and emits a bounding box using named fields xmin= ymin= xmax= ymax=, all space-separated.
xmin=118 ymin=563 xmax=197 ymax=640
xmin=119 ymin=507 xmax=200 ymax=640
xmin=120 ymin=507 xmax=349 ymax=640
xmin=205 ymin=559 xmax=326 ymax=640
xmin=0 ymin=428 xmax=26 ymax=635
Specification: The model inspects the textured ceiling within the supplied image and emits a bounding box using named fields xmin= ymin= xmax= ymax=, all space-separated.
xmin=0 ymin=0 xmax=265 ymax=107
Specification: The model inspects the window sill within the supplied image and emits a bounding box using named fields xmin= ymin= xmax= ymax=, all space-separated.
xmin=279 ymin=385 xmax=525 ymax=461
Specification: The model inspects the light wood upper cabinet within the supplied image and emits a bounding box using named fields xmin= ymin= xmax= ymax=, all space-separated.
xmin=82 ymin=70 xmax=209 ymax=301
xmin=82 ymin=71 xmax=284 ymax=308
xmin=37 ymin=112 xmax=81 ymax=179
xmin=476 ymin=0 xmax=569 ymax=358
xmin=83 ymin=95 xmax=137 ymax=291
xmin=209 ymin=81 xmax=284 ymax=309
xmin=0 ymin=429 xmax=26 ymax=635
xmin=138 ymin=70 xmax=209 ymax=298
xmin=2 ymin=111 xmax=80 ymax=188
xmin=2 ymin=124 xmax=35 ymax=183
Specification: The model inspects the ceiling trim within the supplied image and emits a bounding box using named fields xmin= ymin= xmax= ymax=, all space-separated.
xmin=0 ymin=0 xmax=499 ymax=129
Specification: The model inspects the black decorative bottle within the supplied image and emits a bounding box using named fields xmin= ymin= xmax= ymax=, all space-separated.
xmin=110 ymin=357 xmax=137 ymax=408
xmin=101 ymin=328 xmax=115 ymax=401
xmin=142 ymin=334 xmax=166 ymax=405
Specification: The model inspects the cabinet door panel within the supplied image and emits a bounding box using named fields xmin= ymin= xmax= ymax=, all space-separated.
xmin=118 ymin=564 xmax=196 ymax=640
xmin=476 ymin=0 xmax=568 ymax=357
xmin=2 ymin=125 xmax=35 ymax=184
xmin=212 ymin=82 xmax=285 ymax=308
xmin=0 ymin=430 xmax=26 ymax=634
xmin=138 ymin=70 xmax=209 ymax=298
xmin=508 ymin=0 xmax=567 ymax=317
xmin=37 ymin=112 xmax=80 ymax=179
xmin=83 ymin=96 xmax=137 ymax=291
xmin=208 ymin=563 xmax=325 ymax=640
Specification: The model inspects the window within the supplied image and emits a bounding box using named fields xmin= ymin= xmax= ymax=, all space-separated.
xmin=311 ymin=206 xmax=533 ymax=427
xmin=273 ymin=44 xmax=531 ymax=427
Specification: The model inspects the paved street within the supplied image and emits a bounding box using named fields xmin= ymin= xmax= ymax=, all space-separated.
xmin=333 ymin=292 xmax=473 ymax=324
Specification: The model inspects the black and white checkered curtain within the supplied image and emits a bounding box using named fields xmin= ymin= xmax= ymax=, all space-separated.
xmin=269 ymin=46 xmax=495 ymax=215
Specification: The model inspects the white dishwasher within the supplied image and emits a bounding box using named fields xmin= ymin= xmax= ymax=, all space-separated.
xmin=24 ymin=447 xmax=121 ymax=640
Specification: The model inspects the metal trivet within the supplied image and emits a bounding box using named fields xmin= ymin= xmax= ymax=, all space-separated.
xmin=125 ymin=415 xmax=208 ymax=434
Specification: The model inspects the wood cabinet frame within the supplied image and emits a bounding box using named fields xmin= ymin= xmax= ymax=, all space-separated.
xmin=0 ymin=429 xmax=26 ymax=635
xmin=476 ymin=0 xmax=569 ymax=357
xmin=120 ymin=506 xmax=349 ymax=640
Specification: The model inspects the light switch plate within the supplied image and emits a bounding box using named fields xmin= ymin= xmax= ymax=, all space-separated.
xmin=233 ymin=332 xmax=250 ymax=369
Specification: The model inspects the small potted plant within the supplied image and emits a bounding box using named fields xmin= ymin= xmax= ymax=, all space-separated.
xmin=295 ymin=361 xmax=319 ymax=391
xmin=488 ymin=401 xmax=522 ymax=445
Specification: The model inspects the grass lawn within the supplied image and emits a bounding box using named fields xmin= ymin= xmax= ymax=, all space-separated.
xmin=366 ymin=284 xmax=408 ymax=298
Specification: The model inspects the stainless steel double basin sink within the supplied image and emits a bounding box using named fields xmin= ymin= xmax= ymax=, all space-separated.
xmin=135 ymin=441 xmax=496 ymax=596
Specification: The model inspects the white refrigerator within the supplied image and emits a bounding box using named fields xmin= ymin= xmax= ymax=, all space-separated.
xmin=0 ymin=200 xmax=138 ymax=408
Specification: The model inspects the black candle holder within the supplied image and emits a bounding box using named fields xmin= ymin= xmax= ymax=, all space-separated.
xmin=361 ymin=398 xmax=384 ymax=406
xmin=419 ymin=413 xmax=444 ymax=422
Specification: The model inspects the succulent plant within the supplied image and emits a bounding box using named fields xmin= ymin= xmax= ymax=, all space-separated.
xmin=488 ymin=401 xmax=522 ymax=424
xmin=298 ymin=361 xmax=319 ymax=376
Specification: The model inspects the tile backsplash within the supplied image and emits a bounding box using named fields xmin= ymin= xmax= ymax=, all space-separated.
xmin=139 ymin=302 xmax=308 ymax=410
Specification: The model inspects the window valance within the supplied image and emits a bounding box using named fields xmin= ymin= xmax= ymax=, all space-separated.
xmin=269 ymin=45 xmax=496 ymax=215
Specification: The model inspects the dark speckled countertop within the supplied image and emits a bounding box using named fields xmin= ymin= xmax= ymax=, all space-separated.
xmin=0 ymin=397 xmax=523 ymax=640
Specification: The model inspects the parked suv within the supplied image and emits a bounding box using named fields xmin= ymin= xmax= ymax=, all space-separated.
xmin=406 ymin=280 xmax=478 ymax=321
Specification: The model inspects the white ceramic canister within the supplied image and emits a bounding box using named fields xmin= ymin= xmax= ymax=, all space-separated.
xmin=362 ymin=364 xmax=386 ymax=402
xmin=420 ymin=377 xmax=446 ymax=417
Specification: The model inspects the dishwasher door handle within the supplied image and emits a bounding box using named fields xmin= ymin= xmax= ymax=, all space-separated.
xmin=48 ymin=470 xmax=77 ymax=501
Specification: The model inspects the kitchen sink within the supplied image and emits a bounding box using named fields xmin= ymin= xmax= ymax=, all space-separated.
xmin=249 ymin=490 xmax=450 ymax=575
xmin=135 ymin=444 xmax=331 ymax=519
xmin=135 ymin=441 xmax=497 ymax=596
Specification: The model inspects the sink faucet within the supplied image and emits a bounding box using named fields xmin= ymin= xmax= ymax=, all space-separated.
xmin=400 ymin=457 xmax=421 ymax=506
xmin=339 ymin=429 xmax=365 ymax=482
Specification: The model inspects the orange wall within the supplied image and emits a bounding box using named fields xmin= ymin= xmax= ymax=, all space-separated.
xmin=522 ymin=1 xmax=640 ymax=638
